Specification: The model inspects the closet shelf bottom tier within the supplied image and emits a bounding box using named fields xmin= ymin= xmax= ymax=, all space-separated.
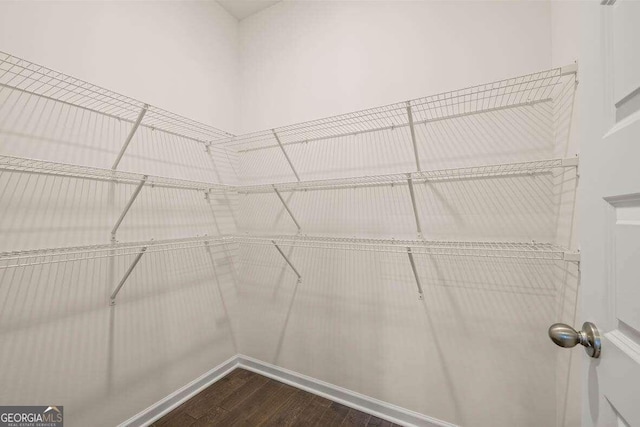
xmin=234 ymin=235 xmax=578 ymax=261
xmin=0 ymin=235 xmax=223 ymax=268
xmin=0 ymin=234 xmax=579 ymax=269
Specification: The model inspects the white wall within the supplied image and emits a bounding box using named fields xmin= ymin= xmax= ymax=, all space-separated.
xmin=238 ymin=0 xmax=552 ymax=133
xmin=0 ymin=1 xmax=583 ymax=426
xmin=0 ymin=0 xmax=239 ymax=133
xmin=235 ymin=2 xmax=579 ymax=426
xmin=0 ymin=2 xmax=241 ymax=426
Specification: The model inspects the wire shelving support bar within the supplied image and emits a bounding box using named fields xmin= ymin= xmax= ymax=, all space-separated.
xmin=273 ymin=186 xmax=302 ymax=232
xmin=111 ymin=176 xmax=147 ymax=243
xmin=406 ymin=175 xmax=423 ymax=238
xmin=406 ymin=247 xmax=424 ymax=300
xmin=110 ymin=246 xmax=147 ymax=306
xmin=273 ymin=129 xmax=300 ymax=181
xmin=112 ymin=104 xmax=148 ymax=170
xmin=406 ymin=101 xmax=421 ymax=172
xmin=272 ymin=240 xmax=302 ymax=283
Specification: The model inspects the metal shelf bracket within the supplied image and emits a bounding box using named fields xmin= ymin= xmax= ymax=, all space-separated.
xmin=560 ymin=62 xmax=578 ymax=77
xmin=407 ymin=175 xmax=423 ymax=238
xmin=110 ymin=246 xmax=147 ymax=305
xmin=407 ymin=247 xmax=424 ymax=300
xmin=274 ymin=186 xmax=301 ymax=232
xmin=273 ymin=129 xmax=301 ymax=182
xmin=561 ymin=156 xmax=579 ymax=167
xmin=563 ymin=251 xmax=581 ymax=263
xmin=112 ymin=104 xmax=148 ymax=170
xmin=563 ymin=155 xmax=580 ymax=177
xmin=272 ymin=240 xmax=302 ymax=283
xmin=111 ymin=176 xmax=147 ymax=243
xmin=406 ymin=101 xmax=421 ymax=172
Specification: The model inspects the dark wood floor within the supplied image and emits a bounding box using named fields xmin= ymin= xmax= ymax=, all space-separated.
xmin=152 ymin=368 xmax=402 ymax=427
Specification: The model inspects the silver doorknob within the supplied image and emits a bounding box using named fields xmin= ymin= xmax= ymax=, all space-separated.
xmin=548 ymin=322 xmax=601 ymax=358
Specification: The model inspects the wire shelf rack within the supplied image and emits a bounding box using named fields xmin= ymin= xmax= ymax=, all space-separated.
xmin=235 ymin=234 xmax=579 ymax=262
xmin=0 ymin=235 xmax=230 ymax=269
xmin=0 ymin=154 xmax=232 ymax=192
xmin=223 ymin=64 xmax=577 ymax=153
xmin=0 ymin=232 xmax=579 ymax=270
xmin=0 ymin=51 xmax=233 ymax=145
xmin=0 ymin=154 xmax=578 ymax=195
xmin=237 ymin=157 xmax=579 ymax=194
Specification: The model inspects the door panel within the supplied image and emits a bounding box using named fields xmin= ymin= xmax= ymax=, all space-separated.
xmin=611 ymin=2 xmax=640 ymax=121
xmin=581 ymin=0 xmax=640 ymax=425
xmin=608 ymin=195 xmax=640 ymax=331
xmin=598 ymin=117 xmax=640 ymax=427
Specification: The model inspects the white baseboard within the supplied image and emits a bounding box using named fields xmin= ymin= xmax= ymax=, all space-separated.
xmin=236 ymin=355 xmax=456 ymax=427
xmin=118 ymin=354 xmax=240 ymax=427
xmin=119 ymin=354 xmax=457 ymax=427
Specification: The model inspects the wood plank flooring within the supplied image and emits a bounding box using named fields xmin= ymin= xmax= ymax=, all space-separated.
xmin=152 ymin=368 xmax=402 ymax=427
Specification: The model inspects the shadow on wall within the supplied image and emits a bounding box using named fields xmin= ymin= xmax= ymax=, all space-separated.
xmin=0 ymin=73 xmax=241 ymax=426
xmin=0 ymin=80 xmax=240 ymax=251
xmin=237 ymin=81 xmax=568 ymax=184
xmin=0 ymin=57 xmax=580 ymax=427
xmin=236 ymin=75 xmax=579 ymax=244
xmin=0 ymin=244 xmax=240 ymax=426
xmin=238 ymin=170 xmax=578 ymax=242
xmin=232 ymin=70 xmax=580 ymax=426
xmin=235 ymin=245 xmax=580 ymax=426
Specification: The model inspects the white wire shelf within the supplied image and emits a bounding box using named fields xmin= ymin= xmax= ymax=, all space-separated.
xmin=223 ymin=64 xmax=578 ymax=153
xmin=0 ymin=233 xmax=579 ymax=270
xmin=235 ymin=234 xmax=580 ymax=262
xmin=1 ymin=155 xmax=579 ymax=194
xmin=0 ymin=235 xmax=230 ymax=269
xmin=0 ymin=154 xmax=230 ymax=192
xmin=237 ymin=157 xmax=579 ymax=194
xmin=0 ymin=51 xmax=233 ymax=145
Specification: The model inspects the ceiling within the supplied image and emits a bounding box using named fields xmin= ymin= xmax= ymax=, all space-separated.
xmin=217 ymin=0 xmax=282 ymax=21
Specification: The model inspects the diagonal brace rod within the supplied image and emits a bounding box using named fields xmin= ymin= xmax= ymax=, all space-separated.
xmin=274 ymin=187 xmax=301 ymax=231
xmin=272 ymin=240 xmax=302 ymax=282
xmin=110 ymin=246 xmax=147 ymax=305
xmin=407 ymin=247 xmax=424 ymax=300
xmin=407 ymin=175 xmax=422 ymax=237
xmin=112 ymin=104 xmax=148 ymax=170
xmin=406 ymin=102 xmax=421 ymax=171
xmin=273 ymin=129 xmax=301 ymax=181
xmin=112 ymin=176 xmax=147 ymax=242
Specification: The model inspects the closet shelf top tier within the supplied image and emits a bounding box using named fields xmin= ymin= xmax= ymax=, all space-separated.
xmin=1 ymin=51 xmax=576 ymax=152
xmin=222 ymin=63 xmax=578 ymax=153
xmin=0 ymin=234 xmax=579 ymax=269
xmin=0 ymin=51 xmax=233 ymax=145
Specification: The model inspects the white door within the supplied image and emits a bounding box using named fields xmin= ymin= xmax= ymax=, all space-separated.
xmin=579 ymin=1 xmax=640 ymax=426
